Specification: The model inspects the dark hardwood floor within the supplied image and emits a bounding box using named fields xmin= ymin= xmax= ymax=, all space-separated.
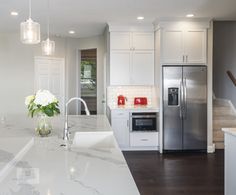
xmin=123 ymin=150 xmax=224 ymax=195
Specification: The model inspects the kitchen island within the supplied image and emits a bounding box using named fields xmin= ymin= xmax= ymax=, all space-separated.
xmin=222 ymin=128 xmax=236 ymax=195
xmin=0 ymin=115 xmax=140 ymax=195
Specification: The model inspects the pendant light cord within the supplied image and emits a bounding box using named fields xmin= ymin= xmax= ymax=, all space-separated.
xmin=47 ymin=0 xmax=50 ymax=39
xmin=29 ymin=0 xmax=32 ymax=18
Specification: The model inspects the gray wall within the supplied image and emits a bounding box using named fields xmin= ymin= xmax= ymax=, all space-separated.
xmin=213 ymin=21 xmax=236 ymax=107
xmin=0 ymin=33 xmax=105 ymax=116
xmin=0 ymin=33 xmax=35 ymax=115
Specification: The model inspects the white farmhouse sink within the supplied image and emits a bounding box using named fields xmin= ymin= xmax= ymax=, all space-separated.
xmin=72 ymin=131 xmax=118 ymax=148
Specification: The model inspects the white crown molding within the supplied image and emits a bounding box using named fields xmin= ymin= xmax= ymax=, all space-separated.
xmin=154 ymin=18 xmax=213 ymax=31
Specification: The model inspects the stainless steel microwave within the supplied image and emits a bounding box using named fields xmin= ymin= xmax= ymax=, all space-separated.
xmin=129 ymin=112 xmax=158 ymax=132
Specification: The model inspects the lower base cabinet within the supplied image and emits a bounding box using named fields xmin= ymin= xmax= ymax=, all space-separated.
xmin=130 ymin=132 xmax=158 ymax=147
xmin=225 ymin=133 xmax=236 ymax=195
xmin=110 ymin=109 xmax=159 ymax=150
xmin=111 ymin=110 xmax=130 ymax=148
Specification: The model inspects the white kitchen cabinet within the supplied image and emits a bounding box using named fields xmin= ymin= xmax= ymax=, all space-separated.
xmin=161 ymin=29 xmax=207 ymax=64
xmin=111 ymin=110 xmax=130 ymax=148
xmin=131 ymin=51 xmax=154 ymax=85
xmin=130 ymin=132 xmax=158 ymax=147
xmin=110 ymin=32 xmax=154 ymax=50
xmin=110 ymin=31 xmax=154 ymax=85
xmin=185 ymin=29 xmax=206 ymax=64
xmin=110 ymin=50 xmax=154 ymax=85
xmin=110 ymin=51 xmax=131 ymax=85
xmin=224 ymin=132 xmax=236 ymax=195
xmin=162 ymin=29 xmax=184 ymax=64
xmin=132 ymin=32 xmax=154 ymax=50
xmin=110 ymin=32 xmax=131 ymax=50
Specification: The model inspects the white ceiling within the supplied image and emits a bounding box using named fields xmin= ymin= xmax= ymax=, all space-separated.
xmin=1 ymin=0 xmax=236 ymax=38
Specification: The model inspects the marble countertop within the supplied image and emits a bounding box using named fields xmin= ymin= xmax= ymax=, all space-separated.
xmin=222 ymin=128 xmax=236 ymax=137
xmin=0 ymin=115 xmax=140 ymax=195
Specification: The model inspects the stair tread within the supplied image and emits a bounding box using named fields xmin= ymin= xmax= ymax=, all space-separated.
xmin=213 ymin=99 xmax=231 ymax=107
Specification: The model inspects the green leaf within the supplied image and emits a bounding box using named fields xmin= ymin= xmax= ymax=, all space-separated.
xmin=44 ymin=107 xmax=54 ymax=117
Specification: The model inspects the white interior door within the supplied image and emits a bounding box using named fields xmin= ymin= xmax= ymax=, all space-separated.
xmin=35 ymin=56 xmax=65 ymax=114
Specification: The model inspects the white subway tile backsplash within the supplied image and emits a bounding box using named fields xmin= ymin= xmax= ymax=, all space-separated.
xmin=107 ymin=86 xmax=158 ymax=108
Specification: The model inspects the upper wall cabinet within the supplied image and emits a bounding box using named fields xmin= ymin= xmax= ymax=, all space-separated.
xmin=110 ymin=32 xmax=131 ymax=50
xmin=160 ymin=21 xmax=209 ymax=65
xmin=109 ymin=26 xmax=155 ymax=86
xmin=110 ymin=32 xmax=154 ymax=50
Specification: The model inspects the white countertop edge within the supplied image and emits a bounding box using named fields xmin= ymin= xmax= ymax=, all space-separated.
xmin=108 ymin=106 xmax=159 ymax=112
xmin=222 ymin=128 xmax=236 ymax=136
xmin=0 ymin=137 xmax=34 ymax=183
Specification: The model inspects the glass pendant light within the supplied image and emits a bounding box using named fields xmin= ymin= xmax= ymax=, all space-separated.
xmin=20 ymin=0 xmax=40 ymax=44
xmin=41 ymin=0 xmax=55 ymax=55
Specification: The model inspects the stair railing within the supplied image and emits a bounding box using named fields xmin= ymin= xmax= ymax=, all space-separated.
xmin=227 ymin=70 xmax=236 ymax=86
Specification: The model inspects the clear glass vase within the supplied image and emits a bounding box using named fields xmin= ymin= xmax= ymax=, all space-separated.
xmin=36 ymin=113 xmax=52 ymax=137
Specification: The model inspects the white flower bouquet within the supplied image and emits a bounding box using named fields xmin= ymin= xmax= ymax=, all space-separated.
xmin=25 ymin=90 xmax=60 ymax=117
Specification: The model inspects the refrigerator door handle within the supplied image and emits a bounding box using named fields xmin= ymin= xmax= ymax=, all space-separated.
xmin=183 ymin=78 xmax=187 ymax=119
xmin=179 ymin=80 xmax=183 ymax=119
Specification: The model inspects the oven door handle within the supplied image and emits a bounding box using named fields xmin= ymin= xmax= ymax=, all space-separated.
xmin=130 ymin=115 xmax=156 ymax=119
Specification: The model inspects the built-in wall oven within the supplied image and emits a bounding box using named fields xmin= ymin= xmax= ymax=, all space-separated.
xmin=130 ymin=112 xmax=158 ymax=132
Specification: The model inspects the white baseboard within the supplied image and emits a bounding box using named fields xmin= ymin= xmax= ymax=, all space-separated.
xmin=121 ymin=146 xmax=159 ymax=151
xmin=207 ymin=143 xmax=215 ymax=153
xmin=228 ymin=100 xmax=236 ymax=115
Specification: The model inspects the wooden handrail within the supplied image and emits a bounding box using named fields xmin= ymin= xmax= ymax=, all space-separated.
xmin=227 ymin=70 xmax=236 ymax=86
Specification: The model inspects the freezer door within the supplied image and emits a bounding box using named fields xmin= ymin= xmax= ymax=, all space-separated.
xmin=183 ymin=66 xmax=207 ymax=150
xmin=163 ymin=66 xmax=183 ymax=150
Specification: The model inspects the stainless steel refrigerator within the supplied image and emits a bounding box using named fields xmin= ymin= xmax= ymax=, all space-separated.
xmin=162 ymin=65 xmax=207 ymax=151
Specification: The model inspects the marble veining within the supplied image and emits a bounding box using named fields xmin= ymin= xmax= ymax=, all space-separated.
xmin=0 ymin=115 xmax=140 ymax=195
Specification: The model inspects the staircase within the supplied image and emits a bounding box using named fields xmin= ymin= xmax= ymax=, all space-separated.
xmin=213 ymin=98 xmax=236 ymax=149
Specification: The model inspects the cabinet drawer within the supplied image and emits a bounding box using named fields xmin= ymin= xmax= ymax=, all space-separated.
xmin=130 ymin=132 xmax=158 ymax=147
xmin=111 ymin=110 xmax=129 ymax=118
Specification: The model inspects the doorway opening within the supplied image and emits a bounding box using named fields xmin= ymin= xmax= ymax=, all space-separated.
xmin=80 ymin=49 xmax=97 ymax=115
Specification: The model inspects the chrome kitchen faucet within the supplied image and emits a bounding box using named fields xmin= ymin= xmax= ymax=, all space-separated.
xmin=63 ymin=97 xmax=90 ymax=141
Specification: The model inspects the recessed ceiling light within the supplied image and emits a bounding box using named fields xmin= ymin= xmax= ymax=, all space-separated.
xmin=137 ymin=16 xmax=144 ymax=20
xmin=186 ymin=14 xmax=194 ymax=18
xmin=69 ymin=30 xmax=75 ymax=34
xmin=11 ymin=11 xmax=18 ymax=16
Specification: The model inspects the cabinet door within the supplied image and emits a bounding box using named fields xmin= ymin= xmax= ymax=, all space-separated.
xmin=132 ymin=32 xmax=154 ymax=50
xmin=184 ymin=29 xmax=207 ymax=64
xmin=162 ymin=30 xmax=184 ymax=64
xmin=111 ymin=111 xmax=130 ymax=148
xmin=110 ymin=51 xmax=131 ymax=85
xmin=131 ymin=51 xmax=154 ymax=85
xmin=110 ymin=32 xmax=131 ymax=50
